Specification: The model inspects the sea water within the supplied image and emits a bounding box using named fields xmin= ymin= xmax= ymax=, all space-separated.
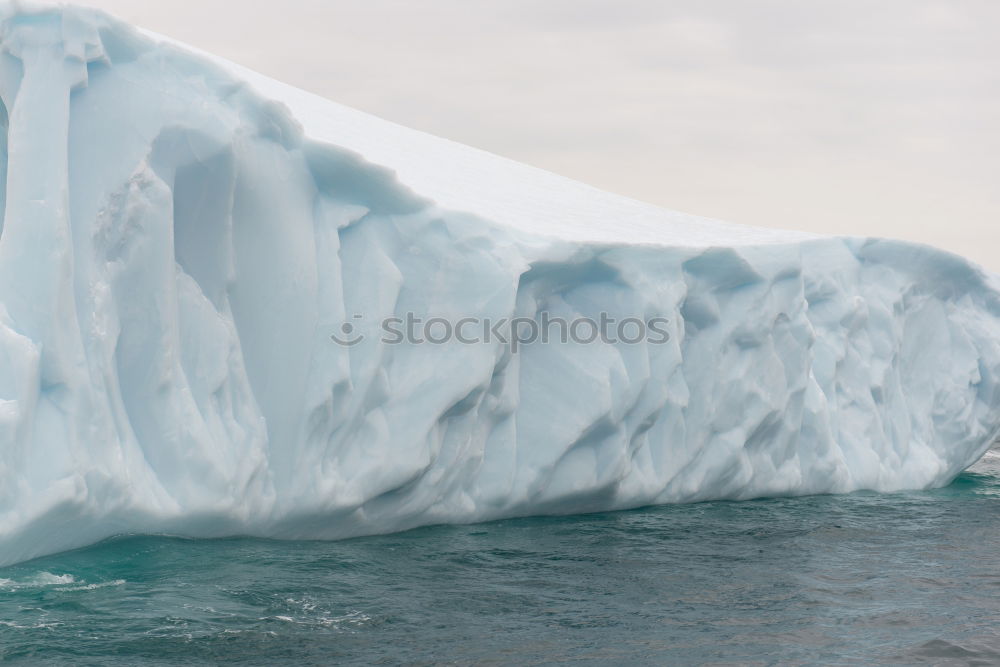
xmin=2 ymin=450 xmax=1000 ymax=665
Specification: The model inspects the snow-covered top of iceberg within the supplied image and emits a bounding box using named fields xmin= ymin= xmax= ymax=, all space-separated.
xmin=135 ymin=26 xmax=817 ymax=248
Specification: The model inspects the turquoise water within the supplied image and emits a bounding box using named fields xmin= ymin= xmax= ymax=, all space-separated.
xmin=3 ymin=452 xmax=1000 ymax=665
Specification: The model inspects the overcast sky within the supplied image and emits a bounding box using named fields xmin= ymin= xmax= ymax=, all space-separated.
xmin=79 ymin=0 xmax=999 ymax=270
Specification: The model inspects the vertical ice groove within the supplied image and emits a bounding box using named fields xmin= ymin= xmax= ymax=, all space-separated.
xmin=0 ymin=10 xmax=101 ymax=387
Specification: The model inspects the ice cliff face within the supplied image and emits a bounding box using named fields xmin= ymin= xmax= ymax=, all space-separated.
xmin=0 ymin=4 xmax=998 ymax=566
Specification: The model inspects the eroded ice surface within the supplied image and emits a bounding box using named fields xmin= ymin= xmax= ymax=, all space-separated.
xmin=0 ymin=3 xmax=998 ymax=565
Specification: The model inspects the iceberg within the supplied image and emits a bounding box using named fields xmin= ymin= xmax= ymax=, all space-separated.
xmin=0 ymin=3 xmax=998 ymax=566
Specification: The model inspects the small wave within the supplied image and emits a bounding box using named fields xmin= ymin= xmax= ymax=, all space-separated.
xmin=285 ymin=597 xmax=317 ymax=612
xmin=0 ymin=573 xmax=125 ymax=592
xmin=220 ymin=628 xmax=278 ymax=637
xmin=318 ymin=610 xmax=372 ymax=628
xmin=30 ymin=573 xmax=76 ymax=586
xmin=261 ymin=609 xmax=372 ymax=629
xmin=63 ymin=579 xmax=126 ymax=592
xmin=0 ymin=572 xmax=76 ymax=590
xmin=0 ymin=620 xmax=61 ymax=630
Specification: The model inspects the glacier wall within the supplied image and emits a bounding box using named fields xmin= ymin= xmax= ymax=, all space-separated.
xmin=0 ymin=5 xmax=999 ymax=566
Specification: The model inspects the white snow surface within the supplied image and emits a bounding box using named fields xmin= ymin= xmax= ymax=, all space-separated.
xmin=0 ymin=3 xmax=998 ymax=566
